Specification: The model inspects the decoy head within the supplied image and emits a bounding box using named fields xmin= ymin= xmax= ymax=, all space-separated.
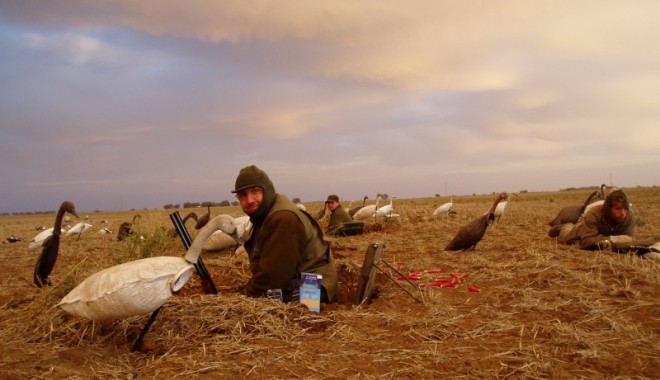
xmin=63 ymin=201 xmax=79 ymax=219
xmin=184 ymin=214 xmax=237 ymax=263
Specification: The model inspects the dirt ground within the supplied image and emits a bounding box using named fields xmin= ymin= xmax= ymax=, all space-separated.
xmin=1 ymin=188 xmax=658 ymax=379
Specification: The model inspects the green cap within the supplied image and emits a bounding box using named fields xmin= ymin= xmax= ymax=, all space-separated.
xmin=326 ymin=194 xmax=339 ymax=203
xmin=232 ymin=165 xmax=272 ymax=194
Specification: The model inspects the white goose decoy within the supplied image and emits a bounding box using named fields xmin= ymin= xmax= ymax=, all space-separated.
xmin=352 ymin=193 xmax=381 ymax=221
xmin=374 ymin=195 xmax=396 ymax=219
xmin=57 ymin=214 xmax=238 ymax=321
xmin=493 ymin=198 xmax=508 ymax=222
xmin=583 ymin=199 xmax=604 ymax=215
xmin=433 ymin=199 xmax=453 ymax=217
xmin=29 ymin=228 xmax=58 ymax=250
xmin=66 ymin=222 xmax=93 ymax=237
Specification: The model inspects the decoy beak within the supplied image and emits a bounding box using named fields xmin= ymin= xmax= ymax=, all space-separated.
xmin=230 ymin=230 xmax=243 ymax=245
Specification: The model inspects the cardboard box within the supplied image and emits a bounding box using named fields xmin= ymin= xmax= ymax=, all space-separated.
xmin=299 ymin=272 xmax=322 ymax=312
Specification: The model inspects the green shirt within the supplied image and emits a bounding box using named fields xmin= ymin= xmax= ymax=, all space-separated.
xmin=327 ymin=205 xmax=353 ymax=236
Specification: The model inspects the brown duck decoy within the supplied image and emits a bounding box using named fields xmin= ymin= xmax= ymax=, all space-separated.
xmin=3 ymin=236 xmax=22 ymax=243
xmin=33 ymin=201 xmax=78 ymax=287
xmin=314 ymin=202 xmax=328 ymax=220
xmin=195 ymin=206 xmax=211 ymax=230
xmin=445 ymin=192 xmax=507 ymax=251
xmin=167 ymin=211 xmax=198 ymax=238
xmin=548 ymin=190 xmax=601 ymax=227
xmin=117 ymin=213 xmax=142 ymax=241
xmin=348 ymin=195 xmax=369 ymax=218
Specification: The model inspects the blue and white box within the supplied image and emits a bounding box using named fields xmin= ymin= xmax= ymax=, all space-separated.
xmin=299 ymin=272 xmax=322 ymax=312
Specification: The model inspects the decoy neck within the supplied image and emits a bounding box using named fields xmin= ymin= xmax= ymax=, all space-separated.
xmin=184 ymin=214 xmax=237 ymax=263
xmin=131 ymin=213 xmax=142 ymax=224
xmin=183 ymin=212 xmax=198 ymax=222
xmin=488 ymin=192 xmax=508 ymax=214
xmin=583 ymin=190 xmax=599 ymax=206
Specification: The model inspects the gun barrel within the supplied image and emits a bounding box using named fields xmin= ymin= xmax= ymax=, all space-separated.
xmin=169 ymin=211 xmax=218 ymax=294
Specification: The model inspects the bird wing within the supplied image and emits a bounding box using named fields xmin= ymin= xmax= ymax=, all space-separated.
xmin=33 ymin=234 xmax=61 ymax=287
xmin=445 ymin=214 xmax=492 ymax=251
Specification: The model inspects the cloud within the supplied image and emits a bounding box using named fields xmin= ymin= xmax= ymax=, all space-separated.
xmin=24 ymin=32 xmax=111 ymax=65
xmin=1 ymin=1 xmax=659 ymax=212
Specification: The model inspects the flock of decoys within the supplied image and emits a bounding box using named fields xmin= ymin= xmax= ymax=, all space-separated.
xmin=315 ymin=193 xmax=401 ymax=221
xmin=22 ymin=194 xmax=509 ymax=317
xmin=23 ymin=200 xmax=241 ymax=323
xmin=311 ymin=191 xmax=508 ymax=250
xmin=16 ymin=185 xmax=608 ymax=292
xmin=15 ymin=184 xmax=652 ymax=349
xmin=57 ymin=214 xmax=239 ymax=320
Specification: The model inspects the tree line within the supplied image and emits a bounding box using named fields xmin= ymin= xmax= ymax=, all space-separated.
xmin=162 ymin=200 xmax=239 ymax=210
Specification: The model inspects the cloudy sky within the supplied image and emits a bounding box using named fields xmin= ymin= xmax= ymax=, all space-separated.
xmin=1 ymin=1 xmax=659 ymax=214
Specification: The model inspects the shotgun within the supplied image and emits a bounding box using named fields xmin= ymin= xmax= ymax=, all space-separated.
xmin=169 ymin=211 xmax=218 ymax=294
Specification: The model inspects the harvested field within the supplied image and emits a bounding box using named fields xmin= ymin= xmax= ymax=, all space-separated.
xmin=1 ymin=188 xmax=658 ymax=379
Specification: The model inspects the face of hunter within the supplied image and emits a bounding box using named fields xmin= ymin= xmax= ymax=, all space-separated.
xmin=237 ymin=187 xmax=264 ymax=215
xmin=609 ymin=200 xmax=628 ymax=223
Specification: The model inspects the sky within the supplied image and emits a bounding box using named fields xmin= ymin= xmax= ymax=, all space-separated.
xmin=1 ymin=1 xmax=659 ymax=214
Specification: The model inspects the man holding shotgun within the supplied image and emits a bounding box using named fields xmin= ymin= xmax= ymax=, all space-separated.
xmin=231 ymin=165 xmax=339 ymax=303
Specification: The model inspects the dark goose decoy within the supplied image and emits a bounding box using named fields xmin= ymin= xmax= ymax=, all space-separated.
xmin=445 ymin=192 xmax=507 ymax=251
xmin=33 ymin=200 xmax=78 ymax=287
xmin=167 ymin=211 xmax=198 ymax=238
xmin=195 ymin=206 xmax=211 ymax=230
xmin=548 ymin=190 xmax=601 ymax=227
xmin=314 ymin=202 xmax=328 ymax=221
xmin=3 ymin=236 xmax=22 ymax=243
xmin=117 ymin=213 xmax=142 ymax=241
xmin=348 ymin=195 xmax=369 ymax=218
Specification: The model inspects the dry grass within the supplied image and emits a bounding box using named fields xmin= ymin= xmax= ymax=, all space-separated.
xmin=1 ymin=188 xmax=659 ymax=379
